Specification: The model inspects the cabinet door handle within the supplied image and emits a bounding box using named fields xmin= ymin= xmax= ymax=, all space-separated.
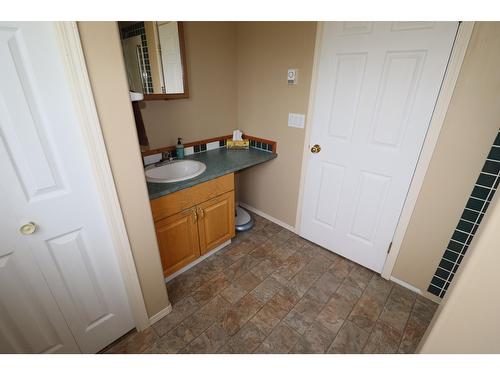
xmin=198 ymin=208 xmax=205 ymax=219
xmin=192 ymin=208 xmax=198 ymax=223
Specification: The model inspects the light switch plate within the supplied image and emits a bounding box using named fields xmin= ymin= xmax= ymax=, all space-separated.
xmin=288 ymin=113 xmax=305 ymax=128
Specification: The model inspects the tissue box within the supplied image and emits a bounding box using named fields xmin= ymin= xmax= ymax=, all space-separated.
xmin=226 ymin=139 xmax=249 ymax=150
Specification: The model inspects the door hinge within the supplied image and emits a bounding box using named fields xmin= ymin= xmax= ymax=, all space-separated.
xmin=387 ymin=242 xmax=393 ymax=254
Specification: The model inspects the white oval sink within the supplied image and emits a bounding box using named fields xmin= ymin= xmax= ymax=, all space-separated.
xmin=145 ymin=160 xmax=206 ymax=183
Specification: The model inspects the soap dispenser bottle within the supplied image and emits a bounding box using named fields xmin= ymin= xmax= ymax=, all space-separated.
xmin=176 ymin=137 xmax=185 ymax=159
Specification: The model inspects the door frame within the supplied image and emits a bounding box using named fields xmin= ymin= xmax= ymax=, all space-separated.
xmin=295 ymin=21 xmax=475 ymax=281
xmin=54 ymin=22 xmax=150 ymax=330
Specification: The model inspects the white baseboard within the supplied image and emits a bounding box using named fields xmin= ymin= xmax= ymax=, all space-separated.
xmin=164 ymin=239 xmax=231 ymax=283
xmin=238 ymin=202 xmax=296 ymax=233
xmin=390 ymin=276 xmax=422 ymax=295
xmin=148 ymin=304 xmax=172 ymax=325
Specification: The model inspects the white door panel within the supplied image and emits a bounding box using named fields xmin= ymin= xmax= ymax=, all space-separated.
xmin=0 ymin=151 xmax=79 ymax=353
xmin=158 ymin=21 xmax=183 ymax=93
xmin=0 ymin=22 xmax=134 ymax=353
xmin=301 ymin=22 xmax=458 ymax=272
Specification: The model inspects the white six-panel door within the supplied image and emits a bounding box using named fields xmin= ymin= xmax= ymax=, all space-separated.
xmin=0 ymin=22 xmax=134 ymax=353
xmin=300 ymin=22 xmax=458 ymax=272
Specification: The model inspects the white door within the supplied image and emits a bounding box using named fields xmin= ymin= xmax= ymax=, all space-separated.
xmin=0 ymin=22 xmax=134 ymax=353
xmin=122 ymin=35 xmax=147 ymax=93
xmin=300 ymin=22 xmax=458 ymax=272
xmin=157 ymin=21 xmax=183 ymax=93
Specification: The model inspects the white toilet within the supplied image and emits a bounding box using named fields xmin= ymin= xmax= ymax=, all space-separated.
xmin=235 ymin=206 xmax=254 ymax=232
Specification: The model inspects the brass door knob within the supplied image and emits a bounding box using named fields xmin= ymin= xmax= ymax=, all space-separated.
xmin=310 ymin=144 xmax=321 ymax=154
xmin=19 ymin=222 xmax=37 ymax=235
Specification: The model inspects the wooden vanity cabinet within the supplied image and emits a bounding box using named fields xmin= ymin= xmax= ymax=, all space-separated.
xmin=197 ymin=191 xmax=234 ymax=255
xmin=150 ymin=173 xmax=235 ymax=277
xmin=154 ymin=208 xmax=200 ymax=277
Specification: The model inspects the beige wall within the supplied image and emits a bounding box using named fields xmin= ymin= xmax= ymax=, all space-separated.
xmin=419 ymin=192 xmax=500 ymax=353
xmin=140 ymin=22 xmax=238 ymax=148
xmin=393 ymin=22 xmax=500 ymax=293
xmin=120 ymin=21 xmax=500 ymax=303
xmin=236 ymin=22 xmax=317 ymax=226
xmin=78 ymin=22 xmax=171 ymax=318
xmin=139 ymin=21 xmax=316 ymax=227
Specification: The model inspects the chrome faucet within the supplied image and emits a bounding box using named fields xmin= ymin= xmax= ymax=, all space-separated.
xmin=154 ymin=151 xmax=175 ymax=166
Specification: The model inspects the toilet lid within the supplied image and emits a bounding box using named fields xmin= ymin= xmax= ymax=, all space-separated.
xmin=235 ymin=206 xmax=251 ymax=226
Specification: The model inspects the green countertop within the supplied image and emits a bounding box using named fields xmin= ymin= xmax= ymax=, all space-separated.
xmin=147 ymin=148 xmax=277 ymax=200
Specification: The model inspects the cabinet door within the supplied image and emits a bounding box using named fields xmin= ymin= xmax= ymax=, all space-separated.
xmin=197 ymin=191 xmax=235 ymax=255
xmin=155 ymin=208 xmax=200 ymax=277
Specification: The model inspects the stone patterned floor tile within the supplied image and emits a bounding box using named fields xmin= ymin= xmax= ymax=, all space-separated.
xmin=219 ymin=293 xmax=264 ymax=336
xmin=191 ymin=273 xmax=231 ymax=305
xmin=390 ymin=284 xmax=418 ymax=308
xmin=347 ymin=265 xmax=375 ymax=290
xmin=412 ymin=295 xmax=438 ymax=323
xmin=315 ymin=292 xmax=354 ymax=333
xmin=251 ymin=276 xmax=284 ymax=304
xmin=254 ymin=323 xmax=301 ymax=353
xmin=234 ymin=271 xmax=262 ymax=292
xmin=306 ymin=271 xmax=344 ymax=304
xmin=226 ymin=321 xmax=267 ymax=353
xmin=286 ymin=234 xmax=309 ymax=250
xmin=223 ymin=255 xmax=262 ymax=281
xmin=250 ymin=258 xmax=281 ymax=281
xmin=301 ymin=242 xmax=341 ymax=263
xmin=329 ymin=257 xmax=356 ymax=279
xmin=363 ymin=320 xmax=402 ymax=354
xmin=274 ymin=228 xmax=294 ymax=242
xmin=336 ymin=277 xmax=365 ymax=302
xmin=181 ymin=295 xmax=231 ymax=337
xmin=266 ymin=285 xmax=301 ymax=312
xmin=378 ymin=286 xmax=416 ymax=333
xmin=152 ymin=296 xmax=200 ymax=337
xmin=105 ymin=213 xmax=437 ymax=355
xmin=327 ymin=321 xmax=369 ymax=354
xmin=103 ymin=327 xmax=157 ymax=354
xmin=250 ymin=301 xmax=288 ymax=335
xmin=220 ymin=283 xmax=248 ymax=304
xmin=181 ymin=322 xmax=228 ymax=354
xmin=146 ymin=322 xmax=195 ymax=354
xmin=398 ymin=312 xmax=430 ymax=354
xmin=348 ymin=294 xmax=385 ymax=331
xmin=291 ymin=321 xmax=338 ymax=354
xmin=272 ymin=252 xmax=312 ymax=282
xmin=250 ymin=240 xmax=279 ymax=259
xmin=364 ymin=274 xmax=393 ymax=304
xmin=282 ymin=295 xmax=325 ymax=335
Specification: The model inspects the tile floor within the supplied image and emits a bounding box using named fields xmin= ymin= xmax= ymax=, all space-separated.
xmin=103 ymin=214 xmax=437 ymax=354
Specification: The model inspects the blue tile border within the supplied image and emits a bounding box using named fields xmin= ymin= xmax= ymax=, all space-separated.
xmin=120 ymin=22 xmax=154 ymax=94
xmin=428 ymin=129 xmax=500 ymax=298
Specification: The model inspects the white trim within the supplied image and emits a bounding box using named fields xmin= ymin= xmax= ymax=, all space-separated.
xmin=381 ymin=22 xmax=475 ymax=279
xmin=164 ymin=240 xmax=231 ymax=283
xmin=54 ymin=22 xmax=150 ymax=331
xmin=295 ymin=22 xmax=324 ymax=234
xmin=148 ymin=304 xmax=172 ymax=325
xmin=390 ymin=276 xmax=422 ymax=295
xmin=422 ymin=291 xmax=443 ymax=304
xmin=239 ymin=202 xmax=296 ymax=233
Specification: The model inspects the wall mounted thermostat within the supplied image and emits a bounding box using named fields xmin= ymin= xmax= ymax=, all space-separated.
xmin=287 ymin=69 xmax=298 ymax=85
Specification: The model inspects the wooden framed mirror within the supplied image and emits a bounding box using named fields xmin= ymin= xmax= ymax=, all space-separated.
xmin=119 ymin=21 xmax=189 ymax=100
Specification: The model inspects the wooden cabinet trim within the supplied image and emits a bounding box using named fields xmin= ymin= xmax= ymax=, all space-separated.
xmin=150 ymin=173 xmax=234 ymax=222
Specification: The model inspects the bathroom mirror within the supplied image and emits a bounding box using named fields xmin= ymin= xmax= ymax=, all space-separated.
xmin=118 ymin=21 xmax=188 ymax=100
